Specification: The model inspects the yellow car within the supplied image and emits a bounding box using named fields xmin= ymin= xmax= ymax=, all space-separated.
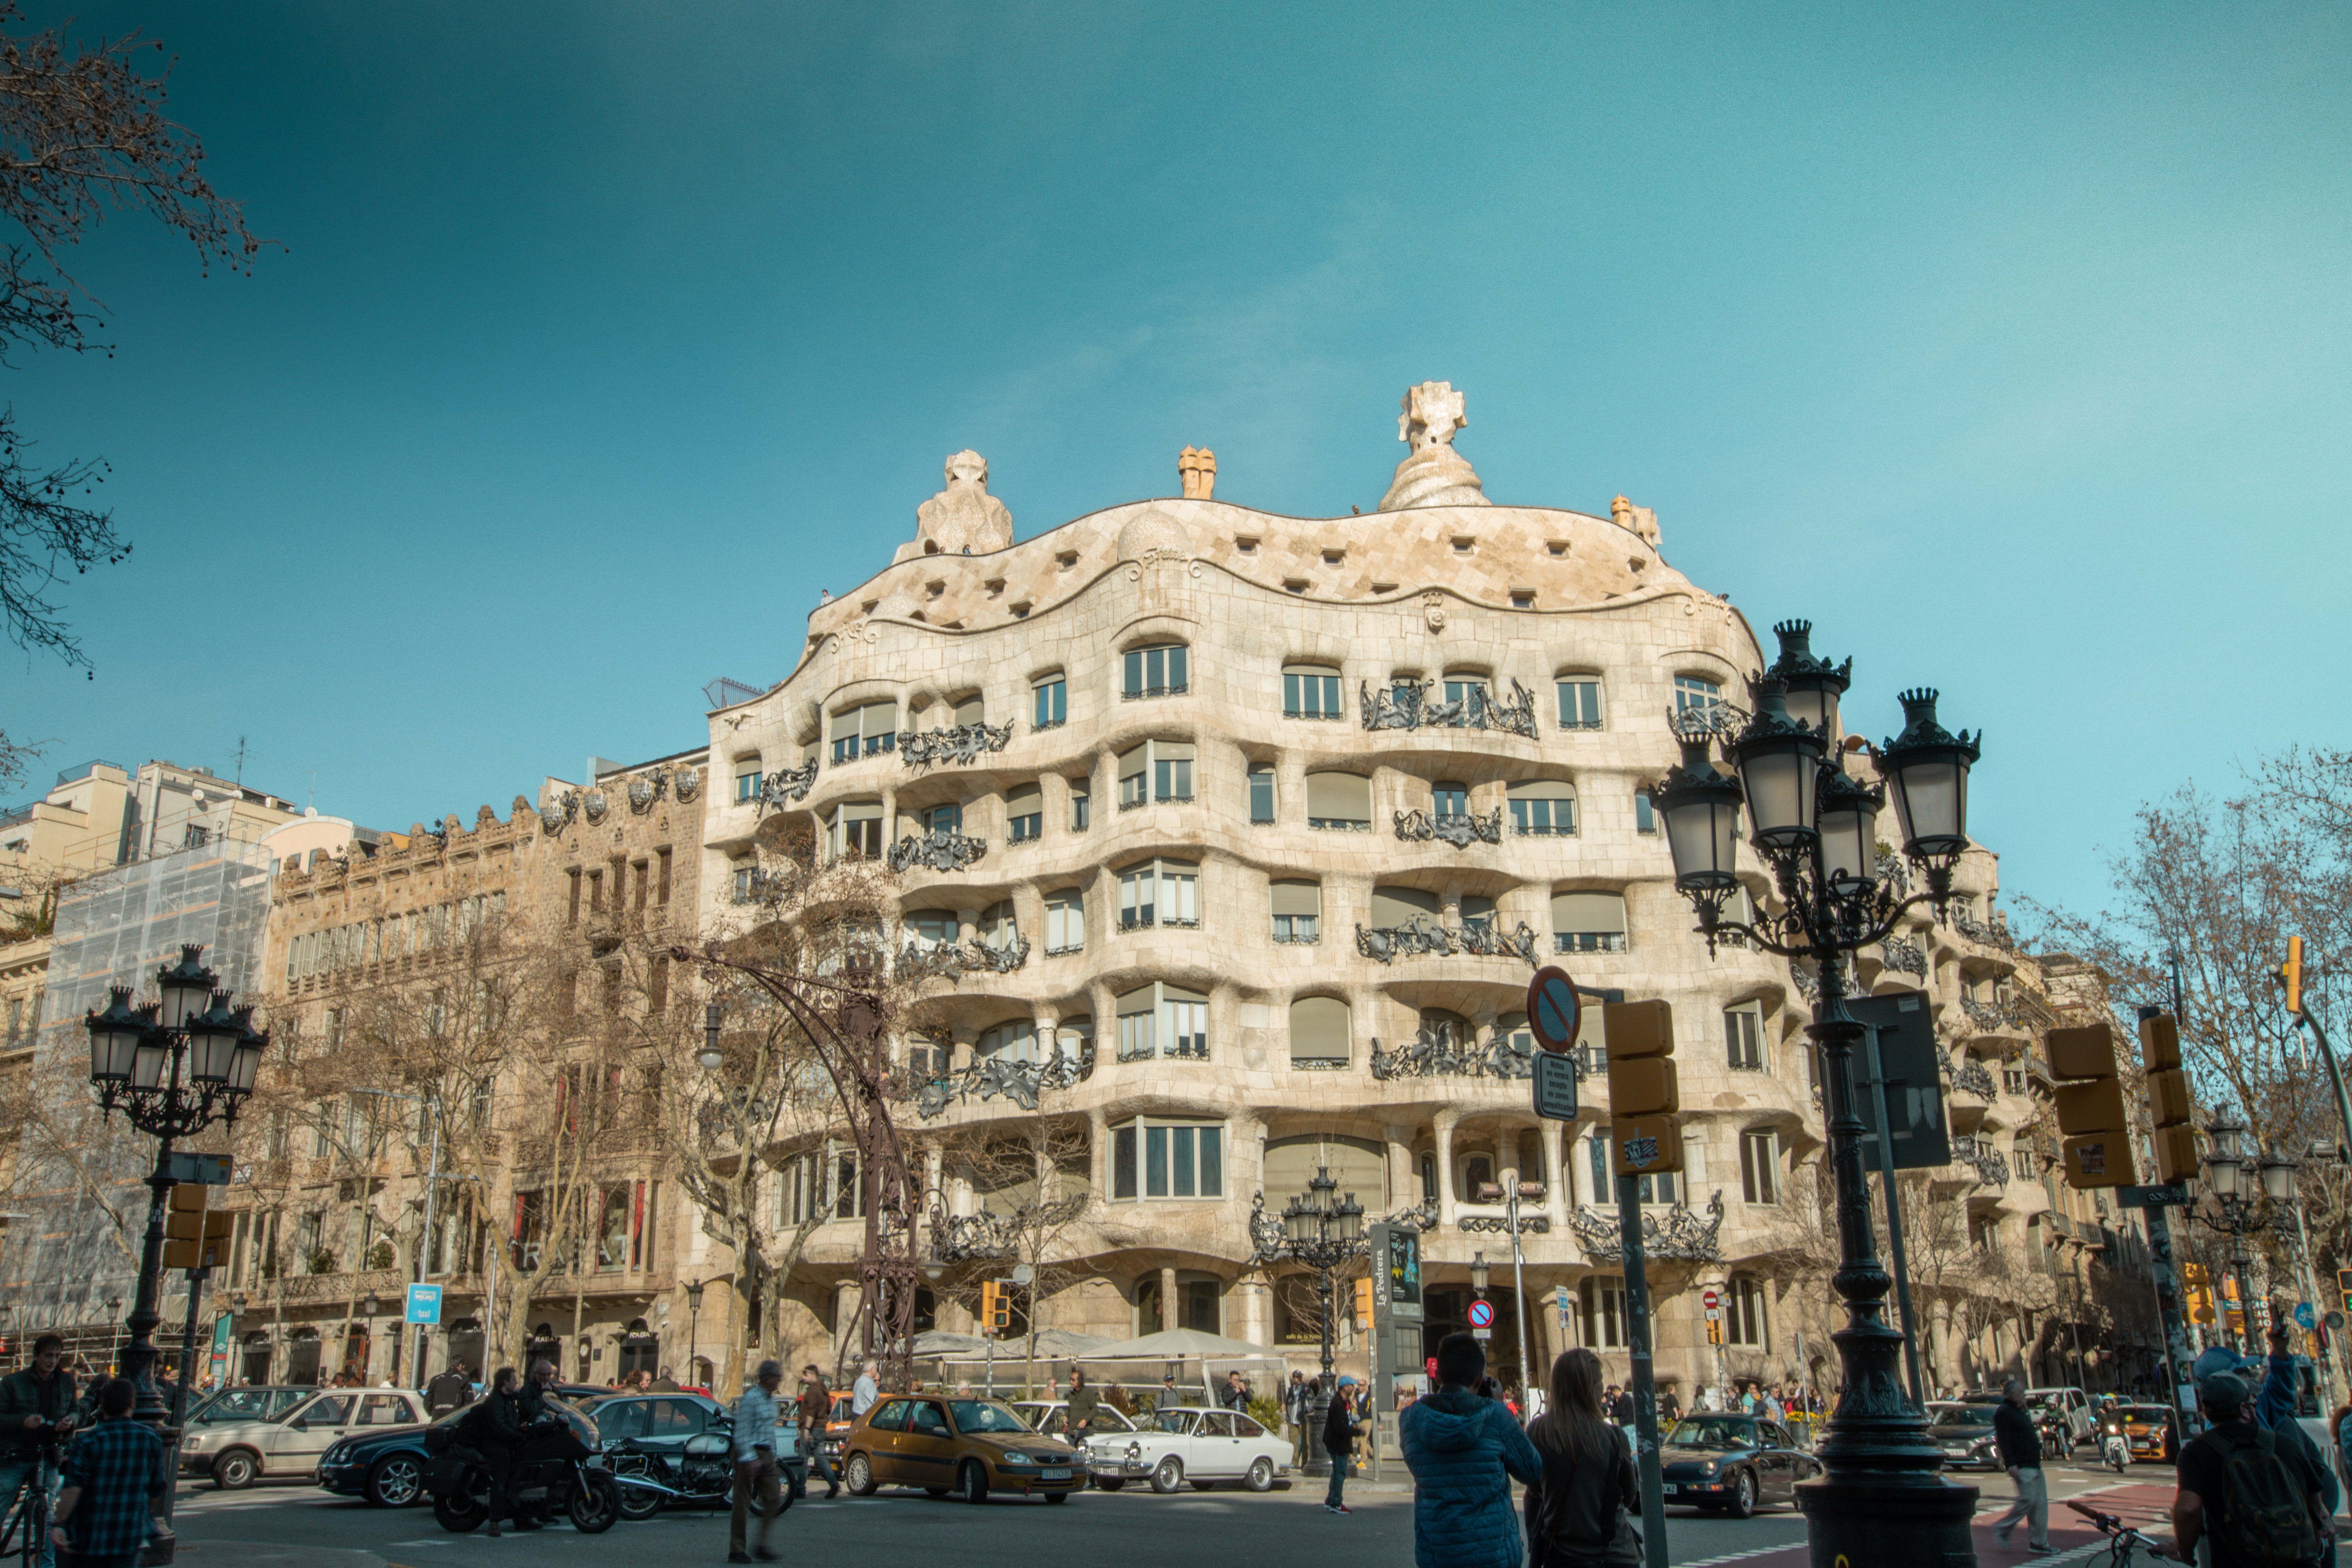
xmin=841 ymin=1394 xmax=1085 ymax=1503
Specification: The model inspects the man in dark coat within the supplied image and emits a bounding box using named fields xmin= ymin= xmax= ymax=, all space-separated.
xmin=426 ymin=1361 xmax=472 ymax=1416
xmin=1322 ymin=1377 xmax=1363 ymax=1514
xmin=478 ymin=1368 xmax=531 ymax=1538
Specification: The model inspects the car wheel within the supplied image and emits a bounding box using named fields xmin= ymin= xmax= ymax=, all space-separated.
xmin=1095 ymin=1478 xmax=1124 ymax=1491
xmin=367 ymin=1454 xmax=424 ymax=1508
xmin=845 ymin=1452 xmax=879 ymax=1497
xmin=1726 ymin=1470 xmax=1756 ymax=1520
xmin=1150 ymin=1455 xmax=1184 ymax=1495
xmin=212 ymin=1449 xmax=259 ymax=1491
xmin=1245 ymin=1458 xmax=1274 ymax=1493
xmin=959 ymin=1459 xmax=989 ymax=1504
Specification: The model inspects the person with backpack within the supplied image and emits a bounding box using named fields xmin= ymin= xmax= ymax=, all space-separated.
xmin=2168 ymin=1369 xmax=2331 ymax=1568
xmin=1399 ymin=1333 xmax=1543 ymax=1568
xmin=1524 ymin=1348 xmax=1640 ymax=1568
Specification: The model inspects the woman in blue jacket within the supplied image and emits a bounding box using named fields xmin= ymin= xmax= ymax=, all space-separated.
xmin=1400 ymin=1332 xmax=1544 ymax=1568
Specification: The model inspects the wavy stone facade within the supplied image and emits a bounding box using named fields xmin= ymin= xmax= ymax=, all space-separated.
xmin=706 ymin=397 xmax=2078 ymax=1398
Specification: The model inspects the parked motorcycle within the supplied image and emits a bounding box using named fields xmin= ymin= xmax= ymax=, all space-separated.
xmin=423 ymin=1406 xmax=620 ymax=1535
xmin=609 ymin=1429 xmax=775 ymax=1522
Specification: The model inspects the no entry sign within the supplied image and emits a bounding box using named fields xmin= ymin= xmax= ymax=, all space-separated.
xmin=1526 ymin=966 xmax=1580 ymax=1053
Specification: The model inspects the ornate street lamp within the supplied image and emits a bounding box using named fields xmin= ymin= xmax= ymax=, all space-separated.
xmin=1252 ymin=1166 xmax=1368 ymax=1477
xmin=1649 ymin=634 xmax=1982 ymax=1568
xmin=81 ymin=945 xmax=268 ymax=1434
xmin=2193 ymin=1116 xmax=2301 ymax=1352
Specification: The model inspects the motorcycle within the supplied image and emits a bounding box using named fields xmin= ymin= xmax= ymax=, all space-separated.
xmin=2035 ymin=1410 xmax=2074 ymax=1463
xmin=423 ymin=1406 xmax=620 ymax=1535
xmin=608 ymin=1430 xmax=776 ymax=1522
xmin=2099 ymin=1414 xmax=2129 ymax=1473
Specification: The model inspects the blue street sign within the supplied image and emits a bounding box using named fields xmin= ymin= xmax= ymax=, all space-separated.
xmin=2295 ymin=1301 xmax=2315 ymax=1331
xmin=405 ymin=1283 xmax=443 ymax=1325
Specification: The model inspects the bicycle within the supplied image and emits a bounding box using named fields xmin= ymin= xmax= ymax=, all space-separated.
xmin=0 ymin=1422 xmax=72 ymax=1568
xmin=2066 ymin=1498 xmax=2174 ymax=1564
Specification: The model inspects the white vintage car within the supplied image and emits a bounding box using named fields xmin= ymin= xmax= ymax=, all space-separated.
xmin=1085 ymin=1405 xmax=1290 ymax=1493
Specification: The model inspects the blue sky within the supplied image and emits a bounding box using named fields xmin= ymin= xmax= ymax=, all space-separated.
xmin=6 ymin=1 xmax=2347 ymax=926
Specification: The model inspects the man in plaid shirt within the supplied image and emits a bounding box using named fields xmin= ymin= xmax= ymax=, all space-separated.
xmin=50 ymin=1378 xmax=168 ymax=1568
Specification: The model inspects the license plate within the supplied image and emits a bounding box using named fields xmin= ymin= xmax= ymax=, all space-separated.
xmin=1041 ymin=1468 xmax=1071 ymax=1480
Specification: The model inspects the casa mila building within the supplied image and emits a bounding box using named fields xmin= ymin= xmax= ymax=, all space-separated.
xmin=705 ymin=383 xmax=2051 ymax=1401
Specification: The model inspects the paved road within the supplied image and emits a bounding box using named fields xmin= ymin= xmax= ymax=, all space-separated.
xmin=150 ymin=1455 xmax=2294 ymax=1568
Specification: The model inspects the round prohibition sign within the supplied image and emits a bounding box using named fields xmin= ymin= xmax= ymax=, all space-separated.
xmin=1466 ymin=1299 xmax=1496 ymax=1330
xmin=1526 ymin=965 xmax=1581 ymax=1053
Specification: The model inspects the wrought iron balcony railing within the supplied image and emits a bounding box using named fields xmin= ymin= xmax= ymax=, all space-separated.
xmin=1394 ymin=807 xmax=1503 ymax=848
xmin=1359 ymin=678 xmax=1538 ymax=739
xmin=1356 ymin=914 xmax=1540 ymax=969
xmin=889 ymin=830 xmax=989 ymax=875
xmin=1565 ymin=1190 xmax=1725 ymax=1264
xmin=899 ymin=721 xmax=1014 ymax=771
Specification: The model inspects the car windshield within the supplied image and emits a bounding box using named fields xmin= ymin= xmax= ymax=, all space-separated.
xmin=1665 ymin=1419 xmax=1757 ymax=1450
xmin=193 ymin=1390 xmax=282 ymax=1424
xmin=2123 ymin=1407 xmax=2171 ymax=1423
xmin=948 ymin=1400 xmax=1030 ymax=1435
xmin=1928 ymin=1404 xmax=1994 ymax=1429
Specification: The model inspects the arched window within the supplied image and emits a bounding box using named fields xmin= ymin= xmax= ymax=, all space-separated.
xmin=1055 ymin=1015 xmax=1092 ymax=1067
xmin=1263 ymin=1133 xmax=1383 ymax=1205
xmin=904 ymin=910 xmax=958 ymax=951
xmin=1032 ymin=673 xmax=1067 ymax=730
xmin=1305 ymin=771 xmax=1371 ymax=831
xmin=977 ymin=900 xmax=1019 ymax=953
xmin=830 ymin=701 xmax=900 ymax=762
xmin=1552 ymin=890 xmax=1627 ymax=953
xmin=1288 ymin=996 xmax=1350 ymax=1067
xmin=1418 ymin=1007 xmax=1469 ymax=1050
xmin=1123 ymin=643 xmax=1189 ymax=700
xmin=950 ymin=692 xmax=985 ymax=726
xmin=1282 ymin=663 xmax=1342 ymax=720
xmin=1461 ymin=894 xmax=1496 ymax=936
xmin=1507 ymin=780 xmax=1576 ymax=837
xmin=1673 ymin=675 xmax=1722 ymax=715
xmin=976 ymin=1020 xmax=1037 ymax=1063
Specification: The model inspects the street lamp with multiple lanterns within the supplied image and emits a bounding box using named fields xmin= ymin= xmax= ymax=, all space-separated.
xmin=1251 ymin=1167 xmax=1365 ymax=1478
xmin=2195 ymin=1110 xmax=2301 ymax=1350
xmin=1648 ymin=621 xmax=1981 ymax=1568
xmin=82 ymin=945 xmax=268 ymax=1427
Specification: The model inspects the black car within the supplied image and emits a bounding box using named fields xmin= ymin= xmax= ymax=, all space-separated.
xmin=578 ymin=1391 xmax=808 ymax=1500
xmin=318 ymin=1404 xmax=466 ymax=1508
xmin=1926 ymin=1401 xmax=2001 ymax=1470
xmin=1656 ymin=1415 xmax=1821 ymax=1518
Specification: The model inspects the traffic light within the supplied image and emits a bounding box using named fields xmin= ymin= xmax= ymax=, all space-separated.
xmin=201 ymin=1209 xmax=233 ymax=1271
xmin=1353 ymin=1276 xmax=1374 ymax=1327
xmin=1602 ymin=1000 xmax=1683 ymax=1180
xmin=163 ymin=1182 xmax=209 ymax=1271
xmin=979 ymin=1280 xmax=1009 ymax=1337
xmin=2184 ymin=1262 xmax=2217 ymax=1326
xmin=2280 ymin=936 xmax=2304 ymax=1018
xmin=2138 ymin=1009 xmax=2199 ymax=1185
xmin=2048 ymin=1022 xmax=2137 ymax=1189
xmin=2336 ymin=1267 xmax=2352 ymax=1316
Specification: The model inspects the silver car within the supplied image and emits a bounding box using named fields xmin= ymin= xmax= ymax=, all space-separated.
xmin=180 ymin=1387 xmax=428 ymax=1489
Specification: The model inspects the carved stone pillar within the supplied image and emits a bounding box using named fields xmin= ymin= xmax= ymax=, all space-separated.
xmin=1433 ymin=1110 xmax=1461 ymax=1227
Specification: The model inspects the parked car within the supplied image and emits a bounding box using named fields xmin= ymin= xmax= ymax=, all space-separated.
xmin=1925 ymin=1402 xmax=2002 ymax=1471
xmin=1084 ymin=1405 xmax=1290 ymax=1494
xmin=2117 ymin=1403 xmax=2179 ymax=1464
xmin=1655 ymin=1415 xmax=1822 ymax=1518
xmin=185 ymin=1387 xmax=311 ymax=1428
xmin=1011 ymin=1399 xmax=1140 ymax=1442
xmin=182 ymin=1387 xmax=430 ymax=1490
xmin=841 ymin=1394 xmax=1084 ymax=1503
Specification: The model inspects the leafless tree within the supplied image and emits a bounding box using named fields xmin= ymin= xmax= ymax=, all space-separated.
xmin=943 ymin=1114 xmax=1093 ymax=1385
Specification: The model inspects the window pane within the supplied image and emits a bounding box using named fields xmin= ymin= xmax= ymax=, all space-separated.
xmin=1146 ymin=1126 xmax=1168 ymax=1197
xmin=1283 ymin=672 xmax=1301 ymax=716
xmin=1249 ymin=768 xmax=1275 ymax=823
xmin=1168 ymin=645 xmax=1187 ymax=692
xmin=1114 ymin=1127 xmax=1136 ymax=1200
xmin=1172 ymin=1127 xmax=1196 ymax=1197
xmin=1635 ymin=793 xmax=1656 ymax=833
xmin=1125 ymin=650 xmax=1143 ymax=695
xmin=1199 ymin=1127 xmax=1222 ymax=1195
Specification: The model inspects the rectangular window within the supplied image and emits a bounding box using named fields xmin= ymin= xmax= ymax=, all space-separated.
xmin=1248 ymin=765 xmax=1276 ymax=824
xmin=1171 ymin=1126 xmax=1197 ymax=1197
xmin=1154 ymin=743 xmax=1195 ymax=802
xmin=657 ymin=847 xmax=672 ymax=904
xmin=1145 ymin=1126 xmax=1168 ymax=1197
xmin=1725 ymin=1004 xmax=1765 ymax=1071
xmin=567 ymin=869 xmax=582 ymax=926
xmin=1123 ymin=644 xmax=1189 ymax=699
xmin=1033 ymin=678 xmax=1067 ymax=730
xmin=1674 ymin=675 xmax=1722 ymax=713
xmin=1579 ymin=1276 xmax=1626 ymax=1350
xmin=1006 ymin=783 xmax=1044 ymax=843
xmin=1114 ymin=1119 xmax=1223 ymax=1201
xmin=1557 ymin=679 xmax=1602 ymax=730
xmin=1635 ymin=793 xmax=1657 ymax=834
xmin=1508 ymin=793 xmax=1575 ymax=836
xmin=1282 ymin=667 xmax=1342 ymax=720
xmin=1114 ymin=1126 xmax=1137 ymax=1199
xmin=1304 ymin=772 xmax=1372 ymax=831
xmin=735 ymin=764 xmax=762 ymax=803
xmin=1442 ymin=677 xmax=1489 ymax=726
xmin=1070 ymin=782 xmax=1091 ymax=831
xmin=1165 ymin=994 xmax=1207 ymax=1055
xmin=1740 ymin=1129 xmax=1780 ymax=1205
xmin=1118 ymin=746 xmax=1147 ymax=810
xmin=1271 ymin=880 xmax=1321 ymax=944
xmin=1728 ymin=1277 xmax=1768 ymax=1347
xmin=1433 ymin=783 xmax=1468 ymax=819
xmin=1119 ymin=865 xmax=1155 ymax=929
xmin=1045 ymin=890 xmax=1084 ymax=954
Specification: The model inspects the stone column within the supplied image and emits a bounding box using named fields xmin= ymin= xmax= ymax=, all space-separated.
xmin=1088 ymin=1107 xmax=1110 ymax=1196
xmin=1433 ymin=1109 xmax=1461 ymax=1226
xmin=1159 ymin=1266 xmax=1180 ymax=1337
xmin=1383 ymin=1124 xmax=1415 ymax=1212
xmin=1541 ymin=1121 xmax=1567 ymax=1227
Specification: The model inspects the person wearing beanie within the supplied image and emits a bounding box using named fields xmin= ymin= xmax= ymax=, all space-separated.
xmin=1399 ymin=1333 xmax=1543 ymax=1568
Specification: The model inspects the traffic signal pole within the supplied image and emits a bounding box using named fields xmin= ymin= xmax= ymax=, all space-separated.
xmin=1617 ymin=1173 xmax=1668 ymax=1568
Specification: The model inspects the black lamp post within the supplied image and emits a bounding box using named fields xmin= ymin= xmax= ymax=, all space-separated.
xmin=1251 ymin=1167 xmax=1365 ymax=1477
xmin=1649 ymin=622 xmax=1981 ymax=1568
xmin=684 ymin=1278 xmax=706 ymax=1385
xmin=82 ymin=944 xmax=267 ymax=1436
xmin=2194 ymin=1111 xmax=2299 ymax=1351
